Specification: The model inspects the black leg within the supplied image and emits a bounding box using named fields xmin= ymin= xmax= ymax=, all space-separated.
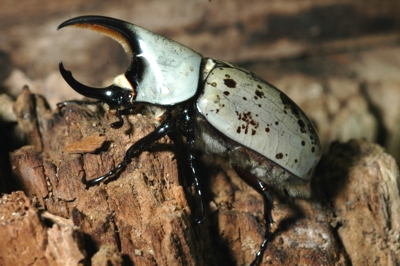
xmin=181 ymin=107 xmax=204 ymax=225
xmin=85 ymin=117 xmax=176 ymax=186
xmin=110 ymin=108 xmax=124 ymax=129
xmin=233 ymin=167 xmax=274 ymax=266
xmin=109 ymin=107 xmax=143 ymax=128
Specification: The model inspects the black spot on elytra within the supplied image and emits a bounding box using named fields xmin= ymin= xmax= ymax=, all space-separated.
xmin=265 ymin=128 xmax=270 ymax=133
xmin=255 ymin=89 xmax=265 ymax=98
xmin=298 ymin=119 xmax=305 ymax=128
xmin=224 ymin=78 xmax=236 ymax=88
xmin=276 ymin=153 xmax=283 ymax=159
xmin=280 ymin=93 xmax=300 ymax=119
xmin=301 ymin=141 xmax=305 ymax=146
xmin=235 ymin=110 xmax=260 ymax=135
xmin=223 ymin=91 xmax=230 ymax=96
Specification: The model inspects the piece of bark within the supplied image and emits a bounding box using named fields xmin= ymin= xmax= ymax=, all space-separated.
xmin=91 ymin=245 xmax=123 ymax=266
xmin=13 ymin=86 xmax=44 ymax=152
xmin=65 ymin=132 xmax=106 ymax=153
xmin=0 ymin=191 xmax=86 ymax=265
xmin=319 ymin=139 xmax=400 ymax=265
xmin=7 ymin=88 xmax=400 ymax=265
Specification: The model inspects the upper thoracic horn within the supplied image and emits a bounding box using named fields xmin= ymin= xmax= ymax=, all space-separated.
xmin=57 ymin=16 xmax=139 ymax=58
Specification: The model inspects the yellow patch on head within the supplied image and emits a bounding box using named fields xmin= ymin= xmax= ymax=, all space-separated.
xmin=114 ymin=74 xmax=134 ymax=90
xmin=73 ymin=23 xmax=132 ymax=57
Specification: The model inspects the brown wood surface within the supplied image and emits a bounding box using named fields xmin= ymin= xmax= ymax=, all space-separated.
xmin=0 ymin=87 xmax=398 ymax=265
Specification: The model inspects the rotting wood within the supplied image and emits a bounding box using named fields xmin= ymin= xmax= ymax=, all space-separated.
xmin=3 ymin=88 xmax=400 ymax=265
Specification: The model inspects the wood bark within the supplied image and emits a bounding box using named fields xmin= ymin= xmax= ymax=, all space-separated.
xmin=1 ymin=87 xmax=399 ymax=265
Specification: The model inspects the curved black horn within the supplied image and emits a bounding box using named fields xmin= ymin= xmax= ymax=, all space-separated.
xmin=57 ymin=15 xmax=140 ymax=57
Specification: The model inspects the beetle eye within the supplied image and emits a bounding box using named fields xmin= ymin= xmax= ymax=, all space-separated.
xmin=122 ymin=90 xmax=133 ymax=104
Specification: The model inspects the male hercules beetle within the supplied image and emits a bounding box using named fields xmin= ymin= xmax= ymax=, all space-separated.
xmin=58 ymin=16 xmax=321 ymax=265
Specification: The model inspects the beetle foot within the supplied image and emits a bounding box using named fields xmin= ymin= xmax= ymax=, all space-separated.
xmin=83 ymin=157 xmax=130 ymax=187
xmin=250 ymin=232 xmax=270 ymax=266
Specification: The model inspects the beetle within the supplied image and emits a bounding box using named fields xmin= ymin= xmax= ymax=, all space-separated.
xmin=57 ymin=15 xmax=321 ymax=265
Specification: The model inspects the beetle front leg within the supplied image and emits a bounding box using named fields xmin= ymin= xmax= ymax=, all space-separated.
xmin=85 ymin=117 xmax=176 ymax=186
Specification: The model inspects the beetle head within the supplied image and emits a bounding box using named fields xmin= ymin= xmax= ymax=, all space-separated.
xmin=58 ymin=16 xmax=202 ymax=107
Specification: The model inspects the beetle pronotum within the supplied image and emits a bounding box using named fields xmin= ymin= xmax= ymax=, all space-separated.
xmin=57 ymin=16 xmax=322 ymax=265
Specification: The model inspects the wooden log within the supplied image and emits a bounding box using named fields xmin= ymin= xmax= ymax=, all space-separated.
xmin=319 ymin=140 xmax=400 ymax=265
xmin=3 ymin=87 xmax=400 ymax=265
xmin=0 ymin=191 xmax=86 ymax=265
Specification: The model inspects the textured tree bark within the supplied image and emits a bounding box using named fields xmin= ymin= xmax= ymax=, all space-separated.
xmin=319 ymin=140 xmax=400 ymax=265
xmin=2 ymin=87 xmax=400 ymax=265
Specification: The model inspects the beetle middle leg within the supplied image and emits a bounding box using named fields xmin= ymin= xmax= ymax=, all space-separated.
xmin=233 ymin=166 xmax=274 ymax=266
xmin=181 ymin=106 xmax=205 ymax=225
xmin=84 ymin=116 xmax=177 ymax=186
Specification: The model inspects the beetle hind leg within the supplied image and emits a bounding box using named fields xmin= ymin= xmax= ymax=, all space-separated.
xmin=233 ymin=166 xmax=274 ymax=266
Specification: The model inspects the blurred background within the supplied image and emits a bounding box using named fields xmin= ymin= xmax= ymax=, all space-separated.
xmin=1 ymin=0 xmax=400 ymax=162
